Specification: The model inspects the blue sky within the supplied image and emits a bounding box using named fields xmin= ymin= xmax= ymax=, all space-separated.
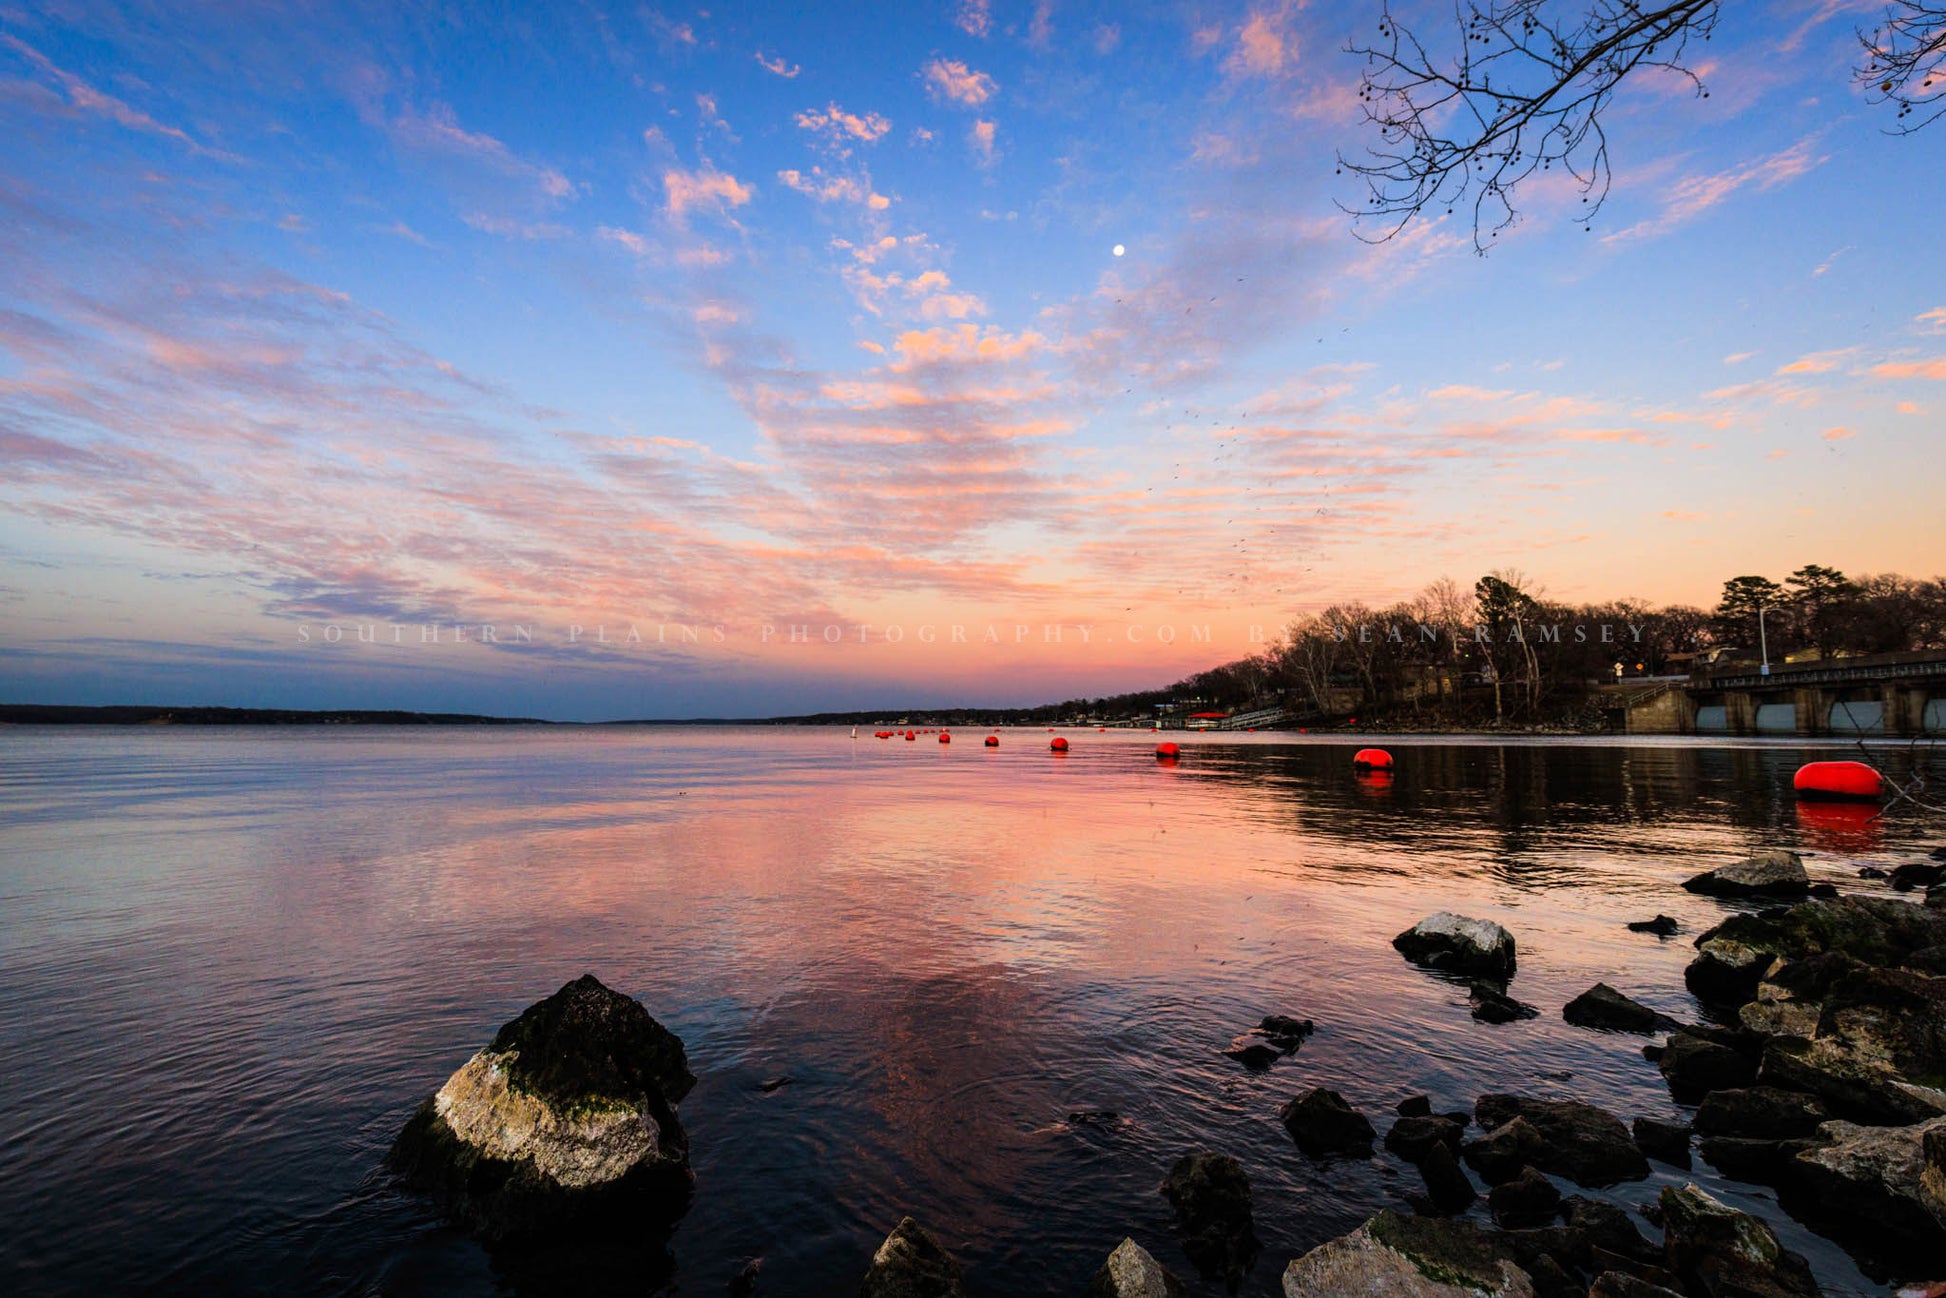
xmin=1 ymin=0 xmax=1942 ymax=718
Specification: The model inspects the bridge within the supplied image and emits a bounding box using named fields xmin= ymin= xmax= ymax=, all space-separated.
xmin=1614 ymin=650 xmax=1946 ymax=737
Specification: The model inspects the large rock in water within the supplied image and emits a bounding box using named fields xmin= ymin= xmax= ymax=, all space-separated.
xmin=1281 ymin=1088 xmax=1377 ymax=1157
xmin=1160 ymin=1151 xmax=1259 ymax=1285
xmin=1657 ymin=1184 xmax=1818 ymax=1298
xmin=1393 ymin=913 xmax=1517 ymax=980
xmin=1788 ymin=1117 xmax=1946 ymax=1259
xmin=1282 ymin=1211 xmax=1533 ymax=1298
xmin=1562 ymin=984 xmax=1681 ymax=1034
xmin=389 ymin=974 xmax=695 ymax=1238
xmin=860 ymin=1218 xmax=967 ymax=1298
xmin=1682 ymin=849 xmax=1810 ymax=899
xmin=1087 ymin=1238 xmax=1188 ymax=1298
xmin=1473 ymin=1095 xmax=1650 ymax=1187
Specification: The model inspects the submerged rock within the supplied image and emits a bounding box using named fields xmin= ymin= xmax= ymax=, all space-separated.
xmin=1160 ymin=1151 xmax=1259 ymax=1284
xmin=1487 ymin=1166 xmax=1560 ymax=1229
xmin=1281 ymin=1088 xmax=1376 ymax=1157
xmin=1631 ymin=1117 xmax=1692 ymax=1168
xmin=859 ymin=1218 xmax=966 ymax=1298
xmin=1563 ymin=984 xmax=1682 ymax=1034
xmin=1658 ymin=1031 xmax=1760 ymax=1100
xmin=1259 ymin=1014 xmax=1316 ymax=1048
xmin=1627 ymin=915 xmax=1681 ymax=937
xmin=1472 ymin=1096 xmax=1650 ymax=1187
xmin=1280 ymin=1211 xmax=1533 ymax=1298
xmin=1789 ymin=1117 xmax=1946 ymax=1258
xmin=1393 ymin=913 xmax=1517 ymax=980
xmin=1416 ymin=1140 xmax=1479 ymax=1215
xmin=1469 ymin=982 xmax=1539 ymax=1024
xmin=1087 ymin=1237 xmax=1187 ymax=1298
xmin=1682 ymin=849 xmax=1811 ymax=899
xmin=1694 ymin=1087 xmax=1831 ymax=1141
xmin=1221 ymin=1038 xmax=1284 ymax=1069
xmin=388 ymin=973 xmax=694 ymax=1239
xmin=1397 ymin=1094 xmax=1434 ymax=1117
xmin=1386 ymin=1114 xmax=1465 ymax=1163
xmin=1462 ymin=1116 xmax=1547 ymax=1186
xmin=1658 ymin=1183 xmax=1818 ymax=1298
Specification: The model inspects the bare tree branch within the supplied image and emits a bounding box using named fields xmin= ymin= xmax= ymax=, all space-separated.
xmin=1343 ymin=0 xmax=1942 ymax=253
xmin=1859 ymin=0 xmax=1946 ymax=133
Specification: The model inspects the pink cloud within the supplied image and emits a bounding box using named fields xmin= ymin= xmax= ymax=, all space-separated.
xmin=755 ymin=51 xmax=800 ymax=78
xmin=923 ymin=58 xmax=998 ymax=107
xmin=1605 ymin=137 xmax=1828 ymax=242
xmin=1224 ymin=4 xmax=1299 ymax=78
xmin=955 ymin=0 xmax=993 ymax=38
xmin=1872 ymin=357 xmax=1946 ymax=379
xmin=777 ymin=168 xmax=890 ymax=209
xmin=969 ymin=119 xmax=998 ymax=166
xmin=0 ymin=35 xmax=235 ymax=159
xmin=663 ymin=166 xmax=754 ymax=222
xmin=795 ymin=103 xmax=892 ymax=147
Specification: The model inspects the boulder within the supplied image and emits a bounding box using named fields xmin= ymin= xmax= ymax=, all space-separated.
xmin=1657 ymin=1032 xmax=1759 ymax=1100
xmin=1892 ymin=861 xmax=1946 ymax=892
xmin=388 ymin=974 xmax=694 ymax=1239
xmin=1281 ymin=1088 xmax=1376 ymax=1157
xmin=1280 ymin=1211 xmax=1533 ymax=1298
xmin=1698 ymin=1136 xmax=1821 ymax=1184
xmin=1738 ymin=981 xmax=1821 ymax=1039
xmin=1788 ymin=1117 xmax=1946 ymax=1257
xmin=1393 ymin=913 xmax=1517 ymax=980
xmin=1221 ymin=1038 xmax=1283 ymax=1069
xmin=1658 ymin=1183 xmax=1818 ymax=1298
xmin=1386 ymin=1114 xmax=1465 ymax=1162
xmin=860 ymin=1218 xmax=966 ymax=1298
xmin=1759 ymin=1036 xmax=1946 ymax=1127
xmin=1160 ymin=1152 xmax=1259 ymax=1284
xmin=1926 ymin=1123 xmax=1946 ymax=1230
xmin=1562 ymin=1195 xmax=1662 ymax=1270
xmin=1462 ymin=1116 xmax=1547 ymax=1186
xmin=1416 ymin=1140 xmax=1478 ymax=1215
xmin=1684 ymin=938 xmax=1780 ymax=1006
xmin=1087 ymin=1237 xmax=1187 ymax=1298
xmin=1631 ymin=1117 xmax=1691 ymax=1168
xmin=1682 ymin=849 xmax=1810 ymax=899
xmin=1694 ymin=1087 xmax=1830 ymax=1141
xmin=1627 ymin=915 xmax=1681 ymax=937
xmin=1398 ymin=1094 xmax=1434 ymax=1117
xmin=1563 ymin=984 xmax=1682 ymax=1034
xmin=1487 ymin=1166 xmax=1560 ymax=1229
xmin=1473 ymin=1096 xmax=1650 ymax=1187
xmin=1260 ymin=1014 xmax=1316 ymax=1048
xmin=1470 ymin=982 xmax=1539 ymax=1024
xmin=1693 ymin=896 xmax=1946 ymax=977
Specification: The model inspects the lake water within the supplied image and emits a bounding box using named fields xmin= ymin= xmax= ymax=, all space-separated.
xmin=2 ymin=726 xmax=1941 ymax=1297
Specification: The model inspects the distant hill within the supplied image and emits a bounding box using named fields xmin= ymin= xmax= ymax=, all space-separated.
xmin=0 ymin=704 xmax=551 ymax=726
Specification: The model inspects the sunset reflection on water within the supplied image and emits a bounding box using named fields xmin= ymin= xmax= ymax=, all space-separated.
xmin=1 ymin=727 xmax=1940 ymax=1297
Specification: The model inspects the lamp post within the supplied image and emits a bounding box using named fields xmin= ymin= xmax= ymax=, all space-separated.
xmin=1758 ymin=605 xmax=1770 ymax=677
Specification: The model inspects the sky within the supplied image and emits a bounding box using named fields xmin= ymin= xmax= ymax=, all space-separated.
xmin=1 ymin=0 xmax=1942 ymax=719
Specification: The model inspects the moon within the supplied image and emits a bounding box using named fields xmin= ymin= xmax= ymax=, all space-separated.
xmin=1112 ymin=244 xmax=1125 ymax=257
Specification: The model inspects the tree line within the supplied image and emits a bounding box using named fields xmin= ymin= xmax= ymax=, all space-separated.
xmin=1057 ymin=566 xmax=1946 ymax=727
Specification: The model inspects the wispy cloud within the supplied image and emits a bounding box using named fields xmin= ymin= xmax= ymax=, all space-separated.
xmin=922 ymin=58 xmax=997 ymax=107
xmin=1605 ymin=137 xmax=1827 ymax=242
xmin=1 ymin=35 xmax=236 ymax=160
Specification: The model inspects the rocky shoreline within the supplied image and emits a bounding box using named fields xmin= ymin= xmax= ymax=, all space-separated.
xmin=387 ymin=851 xmax=1946 ymax=1296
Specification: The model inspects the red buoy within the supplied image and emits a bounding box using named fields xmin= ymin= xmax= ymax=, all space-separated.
xmin=905 ymin=733 xmax=916 ymax=741
xmin=1352 ymin=748 xmax=1394 ymax=770
xmin=1156 ymin=742 xmax=1181 ymax=760
xmin=983 ymin=736 xmax=998 ymax=747
xmin=1050 ymin=737 xmax=1069 ymax=752
xmin=1793 ymin=760 xmax=1884 ymax=801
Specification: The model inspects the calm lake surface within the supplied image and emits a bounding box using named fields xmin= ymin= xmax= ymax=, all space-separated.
xmin=3 ymin=726 xmax=1943 ymax=1297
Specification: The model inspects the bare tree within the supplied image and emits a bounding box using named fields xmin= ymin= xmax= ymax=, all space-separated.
xmin=1860 ymin=0 xmax=1946 ymax=132
xmin=1342 ymin=0 xmax=1945 ymax=250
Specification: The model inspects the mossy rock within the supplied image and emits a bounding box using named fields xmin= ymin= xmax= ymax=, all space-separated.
xmin=488 ymin=973 xmax=695 ymax=1109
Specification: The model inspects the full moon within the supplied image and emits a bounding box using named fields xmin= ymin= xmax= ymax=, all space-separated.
xmin=1112 ymin=244 xmax=1125 ymax=257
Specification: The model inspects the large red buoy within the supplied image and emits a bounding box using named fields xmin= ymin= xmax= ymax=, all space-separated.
xmin=1050 ymin=737 xmax=1069 ymax=752
xmin=1156 ymin=742 xmax=1181 ymax=760
xmin=1793 ymin=760 xmax=1884 ymax=801
xmin=939 ymin=733 xmax=951 ymax=743
xmin=1352 ymin=748 xmax=1394 ymax=770
xmin=905 ymin=732 xmax=916 ymax=741
xmin=984 ymin=736 xmax=998 ymax=747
